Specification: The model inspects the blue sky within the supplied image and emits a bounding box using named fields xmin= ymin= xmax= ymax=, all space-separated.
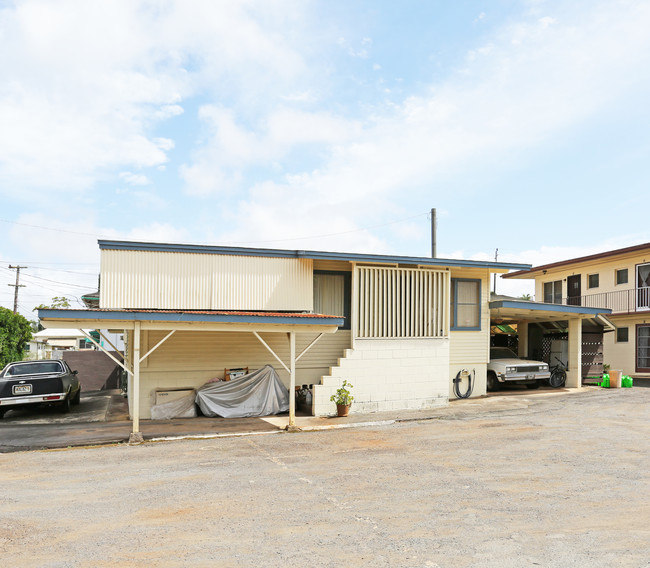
xmin=1 ymin=0 xmax=649 ymax=316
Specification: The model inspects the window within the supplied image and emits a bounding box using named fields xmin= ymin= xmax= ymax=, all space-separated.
xmin=616 ymin=327 xmax=629 ymax=343
xmin=543 ymin=280 xmax=562 ymax=304
xmin=451 ymin=279 xmax=480 ymax=330
xmin=313 ymin=271 xmax=351 ymax=329
xmin=588 ymin=274 xmax=599 ymax=289
xmin=616 ymin=269 xmax=628 ymax=285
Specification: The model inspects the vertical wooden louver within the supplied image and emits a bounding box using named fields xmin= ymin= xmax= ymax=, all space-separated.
xmin=355 ymin=266 xmax=449 ymax=338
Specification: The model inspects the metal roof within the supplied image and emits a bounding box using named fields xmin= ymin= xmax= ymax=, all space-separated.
xmin=503 ymin=241 xmax=650 ymax=279
xmin=489 ymin=299 xmax=612 ymax=316
xmin=98 ymin=239 xmax=531 ymax=271
xmin=38 ymin=308 xmax=345 ymax=327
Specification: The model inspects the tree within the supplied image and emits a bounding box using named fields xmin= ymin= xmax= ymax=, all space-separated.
xmin=33 ymin=296 xmax=72 ymax=310
xmin=0 ymin=307 xmax=32 ymax=367
xmin=519 ymin=293 xmax=533 ymax=301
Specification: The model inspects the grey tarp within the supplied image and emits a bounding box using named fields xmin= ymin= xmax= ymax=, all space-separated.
xmin=150 ymin=392 xmax=198 ymax=420
xmin=195 ymin=365 xmax=289 ymax=418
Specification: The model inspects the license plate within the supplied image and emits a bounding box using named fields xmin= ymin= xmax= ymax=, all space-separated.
xmin=526 ymin=374 xmax=535 ymax=380
xmin=12 ymin=384 xmax=32 ymax=395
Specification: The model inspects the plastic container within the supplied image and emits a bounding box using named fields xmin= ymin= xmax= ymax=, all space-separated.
xmin=609 ymin=369 xmax=622 ymax=388
xmin=600 ymin=375 xmax=610 ymax=388
xmin=622 ymin=376 xmax=633 ymax=388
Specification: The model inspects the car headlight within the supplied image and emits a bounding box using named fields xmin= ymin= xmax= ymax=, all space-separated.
xmin=506 ymin=366 xmax=516 ymax=373
xmin=540 ymin=365 xmax=548 ymax=371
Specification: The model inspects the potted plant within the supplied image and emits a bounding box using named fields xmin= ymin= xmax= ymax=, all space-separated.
xmin=330 ymin=380 xmax=354 ymax=417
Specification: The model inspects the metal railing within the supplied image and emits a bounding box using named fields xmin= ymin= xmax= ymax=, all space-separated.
xmin=554 ymin=287 xmax=650 ymax=314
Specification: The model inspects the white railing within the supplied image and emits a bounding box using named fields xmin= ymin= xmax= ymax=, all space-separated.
xmin=560 ymin=287 xmax=650 ymax=313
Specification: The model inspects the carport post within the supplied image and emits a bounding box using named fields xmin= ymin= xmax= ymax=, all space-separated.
xmin=566 ymin=318 xmax=583 ymax=389
xmin=518 ymin=322 xmax=529 ymax=358
xmin=288 ymin=331 xmax=296 ymax=429
xmin=129 ymin=322 xmax=144 ymax=444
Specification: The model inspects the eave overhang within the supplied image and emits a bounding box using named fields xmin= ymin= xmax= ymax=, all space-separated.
xmin=98 ymin=239 xmax=531 ymax=272
xmin=38 ymin=309 xmax=344 ymax=333
xmin=489 ymin=300 xmax=613 ymax=324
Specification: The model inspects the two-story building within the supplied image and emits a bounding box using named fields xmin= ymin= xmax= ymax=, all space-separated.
xmin=503 ymin=242 xmax=650 ymax=379
xmin=37 ymin=239 xmax=612 ymax=441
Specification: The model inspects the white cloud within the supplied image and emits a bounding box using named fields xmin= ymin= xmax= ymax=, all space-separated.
xmin=119 ymin=172 xmax=151 ymax=186
xmin=0 ymin=0 xmax=310 ymax=194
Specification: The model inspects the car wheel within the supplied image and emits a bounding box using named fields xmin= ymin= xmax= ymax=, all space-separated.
xmin=59 ymin=396 xmax=71 ymax=414
xmin=526 ymin=382 xmax=540 ymax=389
xmin=72 ymin=386 xmax=81 ymax=405
xmin=487 ymin=372 xmax=500 ymax=392
xmin=549 ymin=370 xmax=566 ymax=388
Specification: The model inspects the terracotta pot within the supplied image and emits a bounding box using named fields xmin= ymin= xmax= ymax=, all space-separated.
xmin=336 ymin=404 xmax=351 ymax=417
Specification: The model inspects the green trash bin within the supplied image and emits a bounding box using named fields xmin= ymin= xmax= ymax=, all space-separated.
xmin=622 ymin=376 xmax=633 ymax=388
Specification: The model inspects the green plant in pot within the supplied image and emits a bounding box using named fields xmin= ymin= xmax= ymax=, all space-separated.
xmin=331 ymin=380 xmax=354 ymax=417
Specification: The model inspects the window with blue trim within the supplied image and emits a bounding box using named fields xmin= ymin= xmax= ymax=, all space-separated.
xmin=451 ymin=278 xmax=481 ymax=330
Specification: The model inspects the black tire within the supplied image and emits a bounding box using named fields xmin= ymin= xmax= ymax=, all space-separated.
xmin=0 ymin=408 xmax=6 ymax=419
xmin=526 ymin=382 xmax=541 ymax=389
xmin=487 ymin=372 xmax=500 ymax=392
xmin=72 ymin=386 xmax=81 ymax=405
xmin=59 ymin=396 xmax=71 ymax=414
xmin=549 ymin=370 xmax=566 ymax=388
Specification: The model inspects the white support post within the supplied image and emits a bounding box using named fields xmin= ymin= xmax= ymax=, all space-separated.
xmin=518 ymin=321 xmax=529 ymax=358
xmin=139 ymin=329 xmax=176 ymax=363
xmin=289 ymin=331 xmax=296 ymax=429
xmin=351 ymin=262 xmax=357 ymax=349
xmin=97 ymin=330 xmax=123 ymax=360
xmin=252 ymin=331 xmax=290 ymax=373
xmin=567 ymin=318 xmax=583 ymax=389
xmin=295 ymin=333 xmax=325 ymax=363
xmin=79 ymin=330 xmax=131 ymax=375
xmin=130 ymin=322 xmax=144 ymax=443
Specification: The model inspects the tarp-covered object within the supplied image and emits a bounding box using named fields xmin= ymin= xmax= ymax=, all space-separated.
xmin=196 ymin=365 xmax=289 ymax=418
xmin=151 ymin=391 xmax=198 ymax=420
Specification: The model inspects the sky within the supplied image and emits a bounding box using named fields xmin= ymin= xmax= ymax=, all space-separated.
xmin=1 ymin=0 xmax=649 ymax=319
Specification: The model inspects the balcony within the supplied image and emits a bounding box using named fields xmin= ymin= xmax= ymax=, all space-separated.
xmin=552 ymin=288 xmax=650 ymax=314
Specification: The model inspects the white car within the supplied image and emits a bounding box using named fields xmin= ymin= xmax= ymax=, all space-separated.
xmin=487 ymin=347 xmax=551 ymax=391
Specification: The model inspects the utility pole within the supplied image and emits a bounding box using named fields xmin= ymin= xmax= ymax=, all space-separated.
xmin=431 ymin=208 xmax=437 ymax=258
xmin=492 ymin=249 xmax=498 ymax=295
xmin=8 ymin=265 xmax=27 ymax=314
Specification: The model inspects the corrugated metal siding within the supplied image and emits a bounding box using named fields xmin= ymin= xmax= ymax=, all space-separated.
xmin=137 ymin=329 xmax=350 ymax=418
xmin=355 ymin=266 xmax=449 ymax=338
xmin=100 ymin=249 xmax=313 ymax=310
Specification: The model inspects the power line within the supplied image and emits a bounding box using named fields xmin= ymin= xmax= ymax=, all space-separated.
xmin=0 ymin=211 xmax=431 ymax=247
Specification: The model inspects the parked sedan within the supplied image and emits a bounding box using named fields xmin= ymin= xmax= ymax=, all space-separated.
xmin=487 ymin=347 xmax=551 ymax=391
xmin=0 ymin=360 xmax=81 ymax=418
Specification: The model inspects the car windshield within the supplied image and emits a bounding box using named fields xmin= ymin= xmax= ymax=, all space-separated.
xmin=490 ymin=347 xmax=519 ymax=360
xmin=4 ymin=361 xmax=64 ymax=376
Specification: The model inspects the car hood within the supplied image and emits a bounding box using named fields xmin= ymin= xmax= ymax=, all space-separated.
xmin=490 ymin=358 xmax=546 ymax=366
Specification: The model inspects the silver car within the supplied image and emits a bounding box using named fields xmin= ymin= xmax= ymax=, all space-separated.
xmin=487 ymin=347 xmax=551 ymax=391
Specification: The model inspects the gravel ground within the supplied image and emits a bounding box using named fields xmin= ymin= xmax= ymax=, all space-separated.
xmin=1 ymin=388 xmax=649 ymax=568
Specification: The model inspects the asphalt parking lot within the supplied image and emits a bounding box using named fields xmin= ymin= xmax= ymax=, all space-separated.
xmin=1 ymin=387 xmax=648 ymax=567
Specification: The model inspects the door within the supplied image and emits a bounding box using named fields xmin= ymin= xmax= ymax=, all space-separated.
xmin=567 ymin=274 xmax=581 ymax=306
xmin=582 ymin=331 xmax=603 ymax=378
xmin=637 ymin=325 xmax=650 ymax=373
xmin=637 ymin=263 xmax=650 ymax=311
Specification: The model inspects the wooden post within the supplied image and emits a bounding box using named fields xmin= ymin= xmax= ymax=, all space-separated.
xmin=288 ymin=331 xmax=296 ymax=429
xmin=129 ymin=322 xmax=144 ymax=443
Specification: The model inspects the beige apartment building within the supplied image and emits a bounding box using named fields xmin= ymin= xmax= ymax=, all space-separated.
xmin=504 ymin=242 xmax=650 ymax=378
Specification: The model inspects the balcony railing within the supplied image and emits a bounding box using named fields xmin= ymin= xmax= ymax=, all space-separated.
xmin=552 ymin=288 xmax=650 ymax=314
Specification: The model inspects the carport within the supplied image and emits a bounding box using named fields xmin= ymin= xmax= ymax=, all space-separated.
xmin=38 ymin=308 xmax=343 ymax=443
xmin=489 ymin=299 xmax=613 ymax=388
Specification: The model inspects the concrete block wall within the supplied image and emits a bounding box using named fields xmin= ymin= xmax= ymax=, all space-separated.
xmin=313 ymin=338 xmax=450 ymax=416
